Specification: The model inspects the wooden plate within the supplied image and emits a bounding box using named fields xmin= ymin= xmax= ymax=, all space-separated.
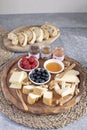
xmin=3 ymin=25 xmax=60 ymax=52
xmin=1 ymin=56 xmax=85 ymax=115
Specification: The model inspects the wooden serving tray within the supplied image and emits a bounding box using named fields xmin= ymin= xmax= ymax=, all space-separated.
xmin=3 ymin=25 xmax=60 ymax=52
xmin=1 ymin=56 xmax=85 ymax=115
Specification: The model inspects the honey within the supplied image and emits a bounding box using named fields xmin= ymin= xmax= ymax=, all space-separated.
xmin=46 ymin=62 xmax=62 ymax=72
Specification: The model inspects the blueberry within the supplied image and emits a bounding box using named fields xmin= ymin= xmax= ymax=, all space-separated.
xmin=35 ymin=80 xmax=39 ymax=83
xmin=42 ymin=73 xmax=46 ymax=76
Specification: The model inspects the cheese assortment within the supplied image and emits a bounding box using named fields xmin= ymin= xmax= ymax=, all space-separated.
xmin=7 ymin=22 xmax=60 ymax=47
xmin=8 ymin=65 xmax=80 ymax=106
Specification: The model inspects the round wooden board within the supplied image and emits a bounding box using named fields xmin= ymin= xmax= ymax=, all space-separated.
xmin=1 ymin=55 xmax=85 ymax=115
xmin=3 ymin=25 xmax=60 ymax=52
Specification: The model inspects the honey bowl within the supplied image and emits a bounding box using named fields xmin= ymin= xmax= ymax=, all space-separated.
xmin=44 ymin=59 xmax=64 ymax=74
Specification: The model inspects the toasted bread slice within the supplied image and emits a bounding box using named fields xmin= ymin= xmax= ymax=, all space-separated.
xmin=41 ymin=27 xmax=49 ymax=40
xmin=42 ymin=22 xmax=60 ymax=37
xmin=8 ymin=32 xmax=18 ymax=45
xmin=30 ymin=27 xmax=43 ymax=42
xmin=23 ymin=29 xmax=33 ymax=43
xmin=17 ymin=32 xmax=27 ymax=46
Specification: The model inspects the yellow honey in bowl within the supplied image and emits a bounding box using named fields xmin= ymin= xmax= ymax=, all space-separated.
xmin=46 ymin=62 xmax=62 ymax=72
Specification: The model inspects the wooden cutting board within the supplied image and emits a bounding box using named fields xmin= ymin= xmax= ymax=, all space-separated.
xmin=1 ymin=56 xmax=85 ymax=115
xmin=3 ymin=25 xmax=60 ymax=52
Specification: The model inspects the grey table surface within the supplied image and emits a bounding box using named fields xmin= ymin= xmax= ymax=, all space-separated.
xmin=0 ymin=13 xmax=87 ymax=130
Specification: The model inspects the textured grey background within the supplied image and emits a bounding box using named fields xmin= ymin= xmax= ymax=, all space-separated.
xmin=0 ymin=13 xmax=87 ymax=130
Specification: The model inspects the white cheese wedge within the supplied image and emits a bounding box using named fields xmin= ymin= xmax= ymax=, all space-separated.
xmin=27 ymin=93 xmax=40 ymax=104
xmin=9 ymin=83 xmax=22 ymax=89
xmin=22 ymin=85 xmax=35 ymax=94
xmin=55 ymin=75 xmax=80 ymax=84
xmin=56 ymin=84 xmax=76 ymax=97
xmin=9 ymin=71 xmax=27 ymax=84
xmin=43 ymin=91 xmax=53 ymax=106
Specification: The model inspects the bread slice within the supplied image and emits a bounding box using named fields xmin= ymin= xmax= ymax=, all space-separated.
xmin=23 ymin=29 xmax=33 ymax=43
xmin=22 ymin=85 xmax=35 ymax=94
xmin=41 ymin=22 xmax=60 ymax=37
xmin=41 ymin=27 xmax=49 ymax=40
xmin=29 ymin=30 xmax=36 ymax=44
xmin=9 ymin=83 xmax=22 ymax=89
xmin=8 ymin=32 xmax=18 ymax=45
xmin=43 ymin=91 xmax=53 ymax=106
xmin=33 ymin=86 xmax=48 ymax=96
xmin=9 ymin=71 xmax=27 ymax=84
xmin=30 ymin=27 xmax=43 ymax=42
xmin=27 ymin=93 xmax=40 ymax=104
xmin=17 ymin=32 xmax=27 ymax=46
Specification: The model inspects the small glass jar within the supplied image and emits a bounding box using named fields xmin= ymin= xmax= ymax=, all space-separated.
xmin=41 ymin=45 xmax=52 ymax=59
xmin=53 ymin=46 xmax=64 ymax=61
xmin=28 ymin=45 xmax=40 ymax=59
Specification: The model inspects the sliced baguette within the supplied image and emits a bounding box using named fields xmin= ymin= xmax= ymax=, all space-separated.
xmin=23 ymin=29 xmax=33 ymax=43
xmin=17 ymin=32 xmax=27 ymax=46
xmin=41 ymin=27 xmax=49 ymax=40
xmin=8 ymin=32 xmax=18 ymax=45
xmin=29 ymin=30 xmax=36 ymax=44
xmin=42 ymin=22 xmax=60 ymax=37
xmin=30 ymin=27 xmax=43 ymax=42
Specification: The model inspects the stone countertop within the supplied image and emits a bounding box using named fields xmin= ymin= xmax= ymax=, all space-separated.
xmin=0 ymin=13 xmax=87 ymax=130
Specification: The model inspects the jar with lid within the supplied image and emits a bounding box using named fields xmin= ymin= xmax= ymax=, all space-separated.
xmin=41 ymin=45 xmax=52 ymax=59
xmin=28 ymin=45 xmax=40 ymax=59
xmin=53 ymin=46 xmax=64 ymax=61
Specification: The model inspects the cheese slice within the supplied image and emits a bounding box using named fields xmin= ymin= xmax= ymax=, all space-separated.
xmin=55 ymin=75 xmax=80 ymax=84
xmin=56 ymin=85 xmax=76 ymax=97
xmin=22 ymin=85 xmax=35 ymax=94
xmin=27 ymin=93 xmax=40 ymax=104
xmin=33 ymin=86 xmax=48 ymax=96
xmin=9 ymin=71 xmax=27 ymax=84
xmin=43 ymin=91 xmax=53 ymax=106
xmin=9 ymin=83 xmax=22 ymax=89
